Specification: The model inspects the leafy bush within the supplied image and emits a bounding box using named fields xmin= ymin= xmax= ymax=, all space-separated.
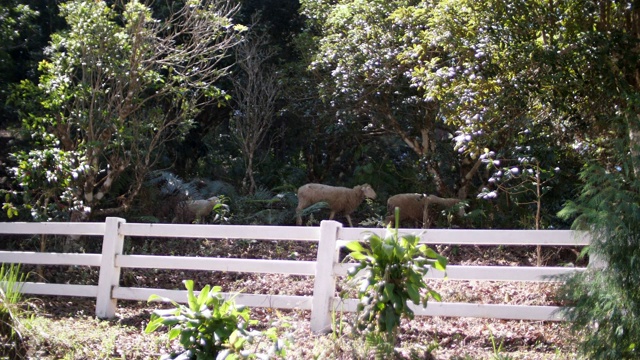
xmin=558 ymin=162 xmax=640 ymax=359
xmin=145 ymin=280 xmax=288 ymax=360
xmin=345 ymin=212 xmax=447 ymax=347
xmin=230 ymin=187 xmax=298 ymax=225
xmin=0 ymin=263 xmax=28 ymax=359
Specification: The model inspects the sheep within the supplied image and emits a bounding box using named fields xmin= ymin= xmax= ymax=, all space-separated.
xmin=386 ymin=193 xmax=463 ymax=228
xmin=296 ymin=183 xmax=377 ymax=227
xmin=172 ymin=196 xmax=222 ymax=224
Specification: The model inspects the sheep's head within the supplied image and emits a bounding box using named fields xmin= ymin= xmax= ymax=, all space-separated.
xmin=357 ymin=184 xmax=377 ymax=200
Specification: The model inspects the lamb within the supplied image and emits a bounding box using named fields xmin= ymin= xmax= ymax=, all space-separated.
xmin=172 ymin=196 xmax=222 ymax=224
xmin=386 ymin=193 xmax=463 ymax=228
xmin=296 ymin=183 xmax=377 ymax=227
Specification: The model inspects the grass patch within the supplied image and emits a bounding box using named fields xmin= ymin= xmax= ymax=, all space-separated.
xmin=0 ymin=263 xmax=28 ymax=359
xmin=22 ymin=316 xmax=168 ymax=359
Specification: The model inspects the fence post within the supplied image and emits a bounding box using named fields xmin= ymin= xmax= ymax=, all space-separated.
xmin=96 ymin=217 xmax=126 ymax=319
xmin=310 ymin=220 xmax=342 ymax=333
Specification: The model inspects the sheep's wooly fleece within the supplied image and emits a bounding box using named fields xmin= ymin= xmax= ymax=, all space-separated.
xmin=386 ymin=193 xmax=463 ymax=225
xmin=387 ymin=193 xmax=429 ymax=223
xmin=173 ymin=196 xmax=220 ymax=223
xmin=296 ymin=183 xmax=376 ymax=226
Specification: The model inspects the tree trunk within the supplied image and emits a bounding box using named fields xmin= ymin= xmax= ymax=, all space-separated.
xmin=244 ymin=153 xmax=256 ymax=195
xmin=457 ymin=158 xmax=483 ymax=199
xmin=628 ymin=113 xmax=640 ymax=179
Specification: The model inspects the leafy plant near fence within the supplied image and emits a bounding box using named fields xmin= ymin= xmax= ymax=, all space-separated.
xmin=345 ymin=210 xmax=447 ymax=354
xmin=145 ymin=280 xmax=288 ymax=360
xmin=0 ymin=263 xmax=28 ymax=359
xmin=558 ymin=161 xmax=640 ymax=359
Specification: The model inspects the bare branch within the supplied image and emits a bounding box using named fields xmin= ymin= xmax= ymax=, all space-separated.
xmin=230 ymin=21 xmax=281 ymax=194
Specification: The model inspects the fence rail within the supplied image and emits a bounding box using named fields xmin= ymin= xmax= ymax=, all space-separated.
xmin=0 ymin=218 xmax=591 ymax=333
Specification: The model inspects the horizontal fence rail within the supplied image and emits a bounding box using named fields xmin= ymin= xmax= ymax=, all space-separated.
xmin=338 ymin=228 xmax=591 ymax=246
xmin=334 ymin=298 xmax=566 ymax=322
xmin=333 ymin=263 xmax=585 ymax=281
xmin=0 ymin=222 xmax=106 ymax=236
xmin=116 ymin=255 xmax=317 ymax=275
xmin=0 ymin=218 xmax=591 ymax=333
xmin=120 ymin=222 xmax=320 ymax=240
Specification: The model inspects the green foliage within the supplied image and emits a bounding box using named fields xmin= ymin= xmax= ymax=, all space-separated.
xmin=345 ymin=215 xmax=447 ymax=345
xmin=0 ymin=263 xmax=28 ymax=359
xmin=295 ymin=201 xmax=329 ymax=226
xmin=7 ymin=147 xmax=86 ymax=221
xmin=146 ymin=280 xmax=288 ymax=360
xmin=0 ymin=1 xmax=40 ymax=126
xmin=486 ymin=326 xmax=513 ymax=360
xmin=559 ymin=270 xmax=639 ymax=359
xmin=298 ymin=0 xmax=604 ymax=214
xmin=557 ymin=159 xmax=640 ymax=359
xmin=7 ymin=0 xmax=241 ymax=220
xmin=230 ymin=187 xmax=298 ymax=225
xmin=301 ymin=0 xmax=457 ymax=196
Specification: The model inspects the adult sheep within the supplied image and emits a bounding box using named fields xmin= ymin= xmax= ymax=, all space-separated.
xmin=296 ymin=183 xmax=377 ymax=227
xmin=172 ymin=196 xmax=222 ymax=224
xmin=386 ymin=193 xmax=463 ymax=228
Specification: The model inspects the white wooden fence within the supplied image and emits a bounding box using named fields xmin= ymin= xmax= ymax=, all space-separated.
xmin=0 ymin=218 xmax=591 ymax=333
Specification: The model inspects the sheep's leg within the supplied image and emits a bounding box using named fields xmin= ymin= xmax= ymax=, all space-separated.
xmin=346 ymin=215 xmax=353 ymax=227
xmin=296 ymin=205 xmax=303 ymax=226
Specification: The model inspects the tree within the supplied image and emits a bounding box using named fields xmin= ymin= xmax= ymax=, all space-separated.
xmin=6 ymin=0 xmax=243 ymax=221
xmin=548 ymin=1 xmax=640 ymax=357
xmin=230 ymin=23 xmax=280 ymax=195
xmin=401 ymin=0 xmax=640 ymax=356
xmin=0 ymin=0 xmax=40 ymax=126
xmin=300 ymin=0 xmax=463 ymax=197
xmin=559 ymin=156 xmax=640 ymax=358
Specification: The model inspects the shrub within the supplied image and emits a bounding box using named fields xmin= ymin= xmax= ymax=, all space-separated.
xmin=345 ymin=211 xmax=447 ymax=349
xmin=558 ymin=162 xmax=640 ymax=359
xmin=145 ymin=280 xmax=288 ymax=360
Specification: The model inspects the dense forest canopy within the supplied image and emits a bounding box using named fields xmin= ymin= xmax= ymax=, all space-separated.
xmin=0 ymin=0 xmax=637 ymax=231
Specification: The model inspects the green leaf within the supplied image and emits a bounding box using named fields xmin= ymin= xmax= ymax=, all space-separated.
xmin=350 ymin=251 xmax=368 ymax=261
xmin=407 ymin=284 xmax=420 ymax=304
xmin=381 ymin=243 xmax=395 ymax=260
xmin=428 ymin=289 xmax=442 ymax=302
xmin=197 ymin=284 xmax=211 ymax=308
xmin=369 ymin=234 xmax=383 ymax=253
xmin=144 ymin=318 xmax=163 ymax=333
xmin=424 ymin=247 xmax=440 ymax=259
xmin=147 ymin=294 xmax=168 ymax=303
xmin=168 ymin=327 xmax=181 ymax=340
xmin=185 ymin=280 xmax=199 ymax=311
xmin=385 ymin=308 xmax=395 ymax=334
xmin=346 ymin=240 xmax=366 ymax=252
xmin=383 ymin=283 xmax=395 ymax=300
xmin=432 ymin=259 xmax=447 ymax=272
